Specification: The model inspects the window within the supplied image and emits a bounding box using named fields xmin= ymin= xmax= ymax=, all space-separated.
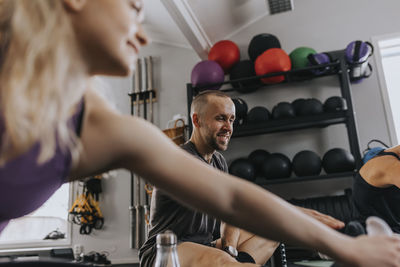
xmin=372 ymin=33 xmax=400 ymax=145
xmin=0 ymin=183 xmax=72 ymax=249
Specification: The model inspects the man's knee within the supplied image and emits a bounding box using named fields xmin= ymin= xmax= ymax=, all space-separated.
xmin=196 ymin=248 xmax=237 ymax=266
xmin=178 ymin=243 xmax=237 ymax=267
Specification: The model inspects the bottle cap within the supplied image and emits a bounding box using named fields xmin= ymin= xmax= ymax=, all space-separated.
xmin=156 ymin=230 xmax=177 ymax=245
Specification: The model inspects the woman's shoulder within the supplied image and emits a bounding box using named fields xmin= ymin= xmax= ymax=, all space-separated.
xmin=360 ymin=152 xmax=400 ymax=188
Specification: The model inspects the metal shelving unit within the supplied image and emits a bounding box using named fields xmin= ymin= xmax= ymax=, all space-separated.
xmin=186 ymin=49 xmax=362 ymax=185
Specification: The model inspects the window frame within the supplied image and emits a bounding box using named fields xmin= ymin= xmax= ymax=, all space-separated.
xmin=0 ymin=181 xmax=75 ymax=250
xmin=371 ymin=32 xmax=400 ymax=146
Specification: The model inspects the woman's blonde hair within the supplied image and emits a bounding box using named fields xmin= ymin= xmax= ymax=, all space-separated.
xmin=0 ymin=0 xmax=87 ymax=165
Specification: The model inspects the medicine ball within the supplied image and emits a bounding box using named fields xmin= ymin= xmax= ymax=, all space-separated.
xmin=191 ymin=60 xmax=225 ymax=91
xmin=261 ymin=153 xmax=292 ymax=179
xmin=291 ymin=98 xmax=306 ymax=115
xmin=307 ymin=53 xmax=333 ymax=75
xmin=323 ymin=96 xmax=347 ymax=112
xmin=272 ymin=102 xmax=296 ymax=120
xmin=254 ymin=48 xmax=291 ymax=84
xmin=289 ymin=47 xmax=317 ymax=69
xmin=344 ymin=221 xmax=366 ymax=237
xmin=296 ymin=98 xmax=323 ymax=116
xmin=229 ymin=60 xmax=260 ymax=93
xmin=232 ymin=98 xmax=248 ymax=127
xmin=248 ymin=33 xmax=281 ymax=62
xmin=247 ymin=106 xmax=270 ymax=123
xmin=208 ymin=40 xmax=240 ymax=73
xmin=232 ymin=98 xmax=248 ymax=119
xmin=322 ymin=148 xmax=356 ymax=174
xmin=292 ymin=150 xmax=322 ymax=177
xmin=248 ymin=149 xmax=270 ymax=173
xmin=229 ymin=158 xmax=256 ymax=182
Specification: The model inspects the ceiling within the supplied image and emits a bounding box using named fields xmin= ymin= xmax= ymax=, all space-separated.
xmin=142 ymin=0 xmax=190 ymax=48
xmin=143 ymin=0 xmax=286 ymax=58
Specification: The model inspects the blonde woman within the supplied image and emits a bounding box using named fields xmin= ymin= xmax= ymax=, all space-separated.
xmin=0 ymin=1 xmax=399 ymax=266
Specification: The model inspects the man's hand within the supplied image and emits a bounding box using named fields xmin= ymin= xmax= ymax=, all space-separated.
xmin=297 ymin=207 xmax=345 ymax=230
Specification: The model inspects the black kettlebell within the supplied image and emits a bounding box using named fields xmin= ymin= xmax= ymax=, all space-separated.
xmin=297 ymin=98 xmax=324 ymax=116
xmin=292 ymin=150 xmax=322 ymax=177
xmin=229 ymin=158 xmax=256 ymax=182
xmin=248 ymin=149 xmax=270 ymax=174
xmin=323 ymin=96 xmax=347 ymax=112
xmin=247 ymin=106 xmax=270 ymax=123
xmin=272 ymin=102 xmax=296 ymax=120
xmin=261 ymin=153 xmax=292 ymax=179
xmin=230 ymin=60 xmax=260 ymax=93
xmin=322 ymin=148 xmax=356 ymax=174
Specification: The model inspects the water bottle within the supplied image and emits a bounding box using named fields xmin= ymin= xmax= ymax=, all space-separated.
xmin=154 ymin=230 xmax=180 ymax=267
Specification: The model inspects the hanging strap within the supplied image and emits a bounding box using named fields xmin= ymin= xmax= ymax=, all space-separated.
xmin=377 ymin=150 xmax=400 ymax=161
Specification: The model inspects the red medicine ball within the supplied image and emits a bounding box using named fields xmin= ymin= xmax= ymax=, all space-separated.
xmin=208 ymin=40 xmax=240 ymax=73
xmin=254 ymin=48 xmax=291 ymax=84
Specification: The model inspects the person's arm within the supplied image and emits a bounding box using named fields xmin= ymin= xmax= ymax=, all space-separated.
xmin=220 ymin=207 xmax=344 ymax=250
xmin=220 ymin=222 xmax=240 ymax=250
xmin=71 ymin=89 xmax=400 ymax=267
xmin=296 ymin=207 xmax=345 ymax=230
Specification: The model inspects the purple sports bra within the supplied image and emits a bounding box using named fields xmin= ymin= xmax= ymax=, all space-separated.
xmin=0 ymin=100 xmax=85 ymax=232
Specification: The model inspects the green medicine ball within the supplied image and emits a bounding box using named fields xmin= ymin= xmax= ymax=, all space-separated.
xmin=289 ymin=47 xmax=317 ymax=69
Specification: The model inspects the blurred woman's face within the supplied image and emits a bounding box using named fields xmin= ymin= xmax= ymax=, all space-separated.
xmin=66 ymin=0 xmax=148 ymax=76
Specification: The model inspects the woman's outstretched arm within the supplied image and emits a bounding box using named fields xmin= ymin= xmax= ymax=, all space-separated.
xmin=71 ymin=89 xmax=400 ymax=267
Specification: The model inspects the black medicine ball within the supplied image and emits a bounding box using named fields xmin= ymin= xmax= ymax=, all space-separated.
xmin=296 ymin=98 xmax=323 ymax=116
xmin=344 ymin=221 xmax=366 ymax=237
xmin=323 ymin=96 xmax=347 ymax=112
xmin=248 ymin=33 xmax=281 ymax=62
xmin=291 ymin=98 xmax=306 ymax=116
xmin=230 ymin=60 xmax=260 ymax=93
xmin=292 ymin=150 xmax=322 ymax=177
xmin=247 ymin=106 xmax=270 ymax=123
xmin=322 ymin=148 xmax=355 ymax=174
xmin=248 ymin=149 xmax=270 ymax=171
xmin=232 ymin=98 xmax=248 ymax=127
xmin=261 ymin=153 xmax=292 ymax=179
xmin=229 ymin=158 xmax=256 ymax=182
xmin=272 ymin=102 xmax=296 ymax=119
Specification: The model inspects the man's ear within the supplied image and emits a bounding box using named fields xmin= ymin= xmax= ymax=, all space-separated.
xmin=192 ymin=113 xmax=201 ymax=128
xmin=63 ymin=0 xmax=87 ymax=12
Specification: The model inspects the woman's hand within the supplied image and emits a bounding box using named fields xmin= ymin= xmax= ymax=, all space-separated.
xmin=339 ymin=235 xmax=400 ymax=267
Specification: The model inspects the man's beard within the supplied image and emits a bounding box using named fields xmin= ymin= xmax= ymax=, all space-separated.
xmin=207 ymin=134 xmax=229 ymax=151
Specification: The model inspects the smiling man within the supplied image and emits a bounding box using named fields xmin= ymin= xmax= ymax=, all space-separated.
xmin=139 ymin=90 xmax=344 ymax=267
xmin=139 ymin=90 xmax=280 ymax=267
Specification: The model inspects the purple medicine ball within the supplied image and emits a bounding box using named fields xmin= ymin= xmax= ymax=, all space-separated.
xmin=191 ymin=60 xmax=225 ymax=91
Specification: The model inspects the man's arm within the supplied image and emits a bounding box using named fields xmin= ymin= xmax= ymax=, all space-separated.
xmin=220 ymin=222 xmax=241 ymax=250
xmin=297 ymin=207 xmax=345 ymax=230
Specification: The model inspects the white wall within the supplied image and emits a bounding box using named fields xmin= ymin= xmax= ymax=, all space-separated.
xmin=224 ymin=0 xmax=400 ymax=198
xmin=71 ymin=0 xmax=400 ymax=263
xmin=71 ymin=43 xmax=198 ymax=264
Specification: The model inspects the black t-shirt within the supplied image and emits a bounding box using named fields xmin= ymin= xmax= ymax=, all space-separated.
xmin=139 ymin=141 xmax=228 ymax=267
xmin=353 ymin=150 xmax=400 ymax=233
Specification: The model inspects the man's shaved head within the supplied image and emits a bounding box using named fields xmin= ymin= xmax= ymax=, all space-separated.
xmin=190 ymin=90 xmax=232 ymax=118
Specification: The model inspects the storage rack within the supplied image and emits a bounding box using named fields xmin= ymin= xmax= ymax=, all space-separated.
xmin=186 ymin=50 xmax=362 ymax=185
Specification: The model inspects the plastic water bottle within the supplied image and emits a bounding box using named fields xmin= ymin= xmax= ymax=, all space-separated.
xmin=154 ymin=231 xmax=180 ymax=267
